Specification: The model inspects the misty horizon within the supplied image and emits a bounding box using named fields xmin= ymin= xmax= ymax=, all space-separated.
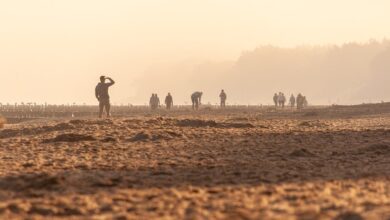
xmin=1 ymin=40 xmax=389 ymax=106
xmin=1 ymin=1 xmax=389 ymax=105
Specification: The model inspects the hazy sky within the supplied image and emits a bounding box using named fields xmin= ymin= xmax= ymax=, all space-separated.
xmin=0 ymin=0 xmax=389 ymax=104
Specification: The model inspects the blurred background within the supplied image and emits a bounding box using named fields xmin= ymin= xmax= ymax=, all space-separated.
xmin=1 ymin=0 xmax=389 ymax=105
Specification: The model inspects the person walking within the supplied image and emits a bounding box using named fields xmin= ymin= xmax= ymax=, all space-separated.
xmin=219 ymin=89 xmax=227 ymax=108
xmin=165 ymin=93 xmax=173 ymax=110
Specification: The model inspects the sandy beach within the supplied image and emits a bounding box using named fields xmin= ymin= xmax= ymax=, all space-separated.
xmin=0 ymin=105 xmax=390 ymax=219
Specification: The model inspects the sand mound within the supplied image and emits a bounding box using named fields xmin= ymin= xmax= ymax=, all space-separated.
xmin=151 ymin=132 xmax=182 ymax=141
xmin=128 ymin=132 xmax=150 ymax=142
xmin=298 ymin=120 xmax=327 ymax=127
xmin=70 ymin=119 xmax=113 ymax=126
xmin=0 ymin=173 xmax=64 ymax=191
xmin=145 ymin=117 xmax=165 ymax=124
xmin=48 ymin=123 xmax=75 ymax=130
xmin=123 ymin=119 xmax=143 ymax=124
xmin=101 ymin=136 xmax=117 ymax=142
xmin=68 ymin=119 xmax=84 ymax=125
xmin=303 ymin=111 xmax=319 ymax=117
xmin=175 ymin=119 xmax=254 ymax=128
xmin=128 ymin=131 xmax=182 ymax=142
xmin=226 ymin=117 xmax=250 ymax=122
xmin=0 ymin=129 xmax=20 ymax=139
xmin=0 ymin=123 xmax=75 ymax=139
xmin=356 ymin=143 xmax=390 ymax=155
xmin=176 ymin=119 xmax=218 ymax=127
xmin=43 ymin=133 xmax=96 ymax=143
xmin=334 ymin=212 xmax=364 ymax=220
xmin=299 ymin=121 xmax=312 ymax=127
xmin=220 ymin=122 xmax=254 ymax=128
xmin=94 ymin=120 xmax=114 ymax=125
xmin=289 ymin=148 xmax=316 ymax=157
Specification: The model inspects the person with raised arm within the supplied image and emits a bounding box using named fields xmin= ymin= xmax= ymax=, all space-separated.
xmin=95 ymin=76 xmax=115 ymax=118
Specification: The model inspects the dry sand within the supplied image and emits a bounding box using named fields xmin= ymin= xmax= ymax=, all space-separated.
xmin=0 ymin=117 xmax=4 ymax=128
xmin=0 ymin=105 xmax=390 ymax=219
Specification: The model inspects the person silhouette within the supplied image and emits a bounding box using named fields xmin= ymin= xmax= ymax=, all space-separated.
xmin=289 ymin=94 xmax=296 ymax=108
xmin=165 ymin=93 xmax=173 ymax=110
xmin=191 ymin=91 xmax=203 ymax=110
xmin=95 ymin=76 xmax=115 ymax=118
xmin=219 ymin=90 xmax=227 ymax=108
xmin=273 ymin=93 xmax=278 ymax=107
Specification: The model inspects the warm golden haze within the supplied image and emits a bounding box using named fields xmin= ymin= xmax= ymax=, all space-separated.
xmin=1 ymin=1 xmax=390 ymax=105
xmin=2 ymin=1 xmax=390 ymax=219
